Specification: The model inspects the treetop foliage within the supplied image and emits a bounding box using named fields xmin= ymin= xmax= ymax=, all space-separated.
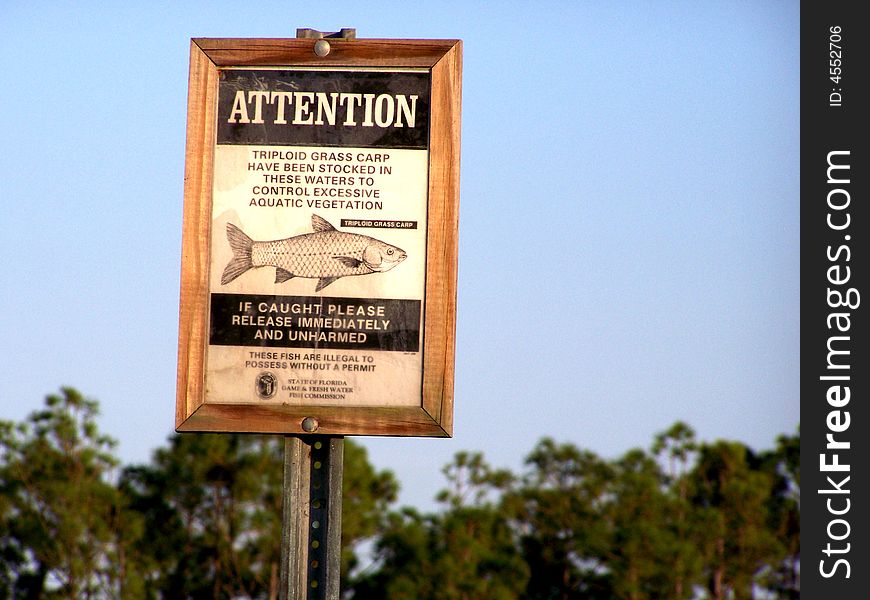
xmin=1 ymin=389 xmax=799 ymax=599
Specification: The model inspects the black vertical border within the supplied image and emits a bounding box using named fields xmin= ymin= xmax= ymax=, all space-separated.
xmin=801 ymin=3 xmax=868 ymax=596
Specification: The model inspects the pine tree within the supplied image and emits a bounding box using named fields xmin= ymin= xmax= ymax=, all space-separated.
xmin=0 ymin=388 xmax=131 ymax=598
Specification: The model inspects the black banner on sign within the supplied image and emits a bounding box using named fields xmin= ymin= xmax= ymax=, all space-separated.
xmin=209 ymin=293 xmax=421 ymax=352
xmin=216 ymin=69 xmax=430 ymax=149
xmin=340 ymin=218 xmax=418 ymax=230
xmin=801 ymin=4 xmax=868 ymax=597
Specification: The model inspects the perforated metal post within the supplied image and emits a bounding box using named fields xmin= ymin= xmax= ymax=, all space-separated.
xmin=280 ymin=436 xmax=344 ymax=600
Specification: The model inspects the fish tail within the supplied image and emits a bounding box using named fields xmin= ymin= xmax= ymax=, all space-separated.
xmin=221 ymin=223 xmax=254 ymax=284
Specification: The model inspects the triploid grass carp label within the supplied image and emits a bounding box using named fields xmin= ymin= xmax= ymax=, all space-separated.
xmin=206 ymin=68 xmax=430 ymax=407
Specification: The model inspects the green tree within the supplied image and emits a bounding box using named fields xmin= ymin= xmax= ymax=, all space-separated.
xmin=120 ymin=434 xmax=398 ymax=599
xmin=650 ymin=421 xmax=703 ymax=599
xmin=2 ymin=391 xmax=799 ymax=600
xmin=350 ymin=452 xmax=526 ymax=600
xmin=503 ymin=438 xmax=613 ymax=600
xmin=603 ymin=448 xmax=674 ymax=600
xmin=0 ymin=388 xmax=132 ymax=598
xmin=348 ymin=507 xmax=436 ymax=599
xmin=689 ymin=441 xmax=784 ymax=600
xmin=341 ymin=440 xmax=399 ymax=588
xmin=432 ymin=452 xmax=526 ymax=600
xmin=122 ymin=432 xmax=341 ymax=599
xmin=757 ymin=430 xmax=800 ymax=598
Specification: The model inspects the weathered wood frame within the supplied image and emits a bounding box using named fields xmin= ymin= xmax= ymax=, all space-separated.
xmin=175 ymin=38 xmax=461 ymax=437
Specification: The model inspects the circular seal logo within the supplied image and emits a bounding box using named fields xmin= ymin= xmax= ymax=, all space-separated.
xmin=255 ymin=372 xmax=277 ymax=399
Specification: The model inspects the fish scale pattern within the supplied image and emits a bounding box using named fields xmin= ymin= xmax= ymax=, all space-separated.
xmin=252 ymin=232 xmax=372 ymax=278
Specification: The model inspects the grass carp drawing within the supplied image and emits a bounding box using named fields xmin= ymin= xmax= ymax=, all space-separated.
xmin=221 ymin=214 xmax=407 ymax=291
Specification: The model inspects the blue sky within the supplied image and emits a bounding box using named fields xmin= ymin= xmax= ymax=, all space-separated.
xmin=0 ymin=1 xmax=799 ymax=510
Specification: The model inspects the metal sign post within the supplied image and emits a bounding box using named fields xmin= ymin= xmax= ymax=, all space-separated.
xmin=281 ymin=435 xmax=343 ymax=600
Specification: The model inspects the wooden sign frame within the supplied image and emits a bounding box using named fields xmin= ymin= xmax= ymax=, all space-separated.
xmin=175 ymin=38 xmax=461 ymax=437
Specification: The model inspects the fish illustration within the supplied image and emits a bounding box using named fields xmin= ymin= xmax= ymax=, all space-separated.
xmin=221 ymin=214 xmax=407 ymax=291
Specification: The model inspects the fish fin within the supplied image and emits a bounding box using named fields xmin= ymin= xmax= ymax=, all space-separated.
xmin=333 ymin=256 xmax=363 ymax=268
xmin=316 ymin=276 xmax=340 ymax=292
xmin=311 ymin=214 xmax=337 ymax=232
xmin=221 ymin=223 xmax=254 ymax=284
xmin=275 ymin=268 xmax=295 ymax=283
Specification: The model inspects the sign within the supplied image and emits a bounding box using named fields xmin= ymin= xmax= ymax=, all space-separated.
xmin=176 ymin=38 xmax=461 ymax=436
